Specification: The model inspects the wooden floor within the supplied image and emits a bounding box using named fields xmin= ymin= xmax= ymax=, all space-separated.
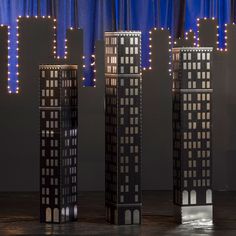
xmin=0 ymin=191 xmax=235 ymax=235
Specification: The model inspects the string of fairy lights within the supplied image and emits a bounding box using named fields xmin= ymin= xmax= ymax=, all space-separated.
xmin=0 ymin=16 xmax=234 ymax=93
xmin=66 ymin=27 xmax=88 ymax=87
xmin=146 ymin=28 xmax=172 ymax=77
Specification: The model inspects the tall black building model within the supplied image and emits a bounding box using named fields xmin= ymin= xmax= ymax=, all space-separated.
xmin=39 ymin=65 xmax=78 ymax=223
xmin=105 ymin=31 xmax=142 ymax=225
xmin=172 ymin=47 xmax=213 ymax=224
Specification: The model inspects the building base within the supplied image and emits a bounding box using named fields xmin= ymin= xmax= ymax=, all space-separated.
xmin=174 ymin=205 xmax=213 ymax=225
xmin=40 ymin=205 xmax=78 ymax=224
xmin=106 ymin=204 xmax=142 ymax=225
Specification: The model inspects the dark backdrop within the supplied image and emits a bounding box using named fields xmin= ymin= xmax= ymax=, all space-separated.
xmin=0 ymin=19 xmax=236 ymax=192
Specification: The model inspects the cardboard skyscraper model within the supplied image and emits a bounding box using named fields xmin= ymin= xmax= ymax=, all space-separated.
xmin=172 ymin=47 xmax=213 ymax=224
xmin=104 ymin=31 xmax=142 ymax=225
xmin=39 ymin=65 xmax=78 ymax=223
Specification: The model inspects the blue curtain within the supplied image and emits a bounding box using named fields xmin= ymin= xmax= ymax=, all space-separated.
xmin=185 ymin=0 xmax=231 ymax=48
xmin=0 ymin=0 xmax=233 ymax=92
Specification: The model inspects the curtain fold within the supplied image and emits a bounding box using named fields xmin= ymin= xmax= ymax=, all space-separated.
xmin=231 ymin=0 xmax=236 ymax=22
xmin=0 ymin=0 xmax=233 ymax=91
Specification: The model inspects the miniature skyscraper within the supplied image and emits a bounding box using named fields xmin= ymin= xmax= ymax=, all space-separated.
xmin=172 ymin=47 xmax=213 ymax=224
xmin=105 ymin=31 xmax=142 ymax=225
xmin=39 ymin=65 xmax=78 ymax=223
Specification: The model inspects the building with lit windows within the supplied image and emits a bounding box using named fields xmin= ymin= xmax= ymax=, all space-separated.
xmin=39 ymin=65 xmax=78 ymax=223
xmin=105 ymin=31 xmax=142 ymax=225
xmin=172 ymin=47 xmax=213 ymax=224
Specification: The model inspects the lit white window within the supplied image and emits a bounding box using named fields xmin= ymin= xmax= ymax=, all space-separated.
xmin=202 ymin=81 xmax=206 ymax=88
xmin=206 ymin=62 xmax=210 ymax=70
xmin=207 ymin=53 xmax=210 ymax=60
xmin=50 ymin=71 xmax=54 ymax=78
xmin=120 ymin=57 xmax=124 ymax=64
xmin=130 ymin=38 xmax=134 ymax=45
xmin=135 ymin=47 xmax=138 ymax=54
xmin=121 ymin=37 xmax=124 ymax=44
xmin=202 ymin=72 xmax=205 ymax=79
xmin=183 ymin=53 xmax=187 ymax=60
xmin=41 ymin=71 xmax=45 ymax=78
xmin=41 ymin=111 xmax=45 ymax=118
xmin=130 ymin=79 xmax=134 ymax=86
xmin=135 ymin=37 xmax=138 ymax=45
xmin=197 ymin=62 xmax=201 ymax=69
xmin=130 ymin=47 xmax=134 ymax=54
xmin=207 ymin=72 xmax=210 ymax=79
xmin=188 ymin=53 xmax=191 ymax=60
xmin=188 ymin=81 xmax=192 ymax=88
xmin=183 ymin=94 xmax=187 ymax=101
xmin=125 ymin=47 xmax=129 ymax=54
xmin=188 ymin=62 xmax=191 ymax=70
xmin=197 ymin=53 xmax=201 ymax=60
xmin=197 ymin=72 xmax=201 ymax=79
xmin=188 ymin=72 xmax=191 ymax=79
xmin=202 ymin=53 xmax=206 ymax=60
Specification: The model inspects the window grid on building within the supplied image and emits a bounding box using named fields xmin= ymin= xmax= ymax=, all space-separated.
xmin=39 ymin=65 xmax=78 ymax=223
xmin=105 ymin=32 xmax=142 ymax=225
xmin=172 ymin=48 xmax=213 ymax=207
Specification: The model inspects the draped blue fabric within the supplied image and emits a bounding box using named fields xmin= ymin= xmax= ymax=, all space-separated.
xmin=185 ymin=0 xmax=231 ymax=48
xmin=0 ymin=0 xmax=233 ymax=91
xmin=77 ymin=0 xmax=113 ymax=85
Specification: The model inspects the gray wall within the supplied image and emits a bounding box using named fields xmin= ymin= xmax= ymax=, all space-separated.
xmin=0 ymin=19 xmax=236 ymax=191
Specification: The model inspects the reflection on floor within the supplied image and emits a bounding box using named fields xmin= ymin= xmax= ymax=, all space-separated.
xmin=0 ymin=191 xmax=235 ymax=235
